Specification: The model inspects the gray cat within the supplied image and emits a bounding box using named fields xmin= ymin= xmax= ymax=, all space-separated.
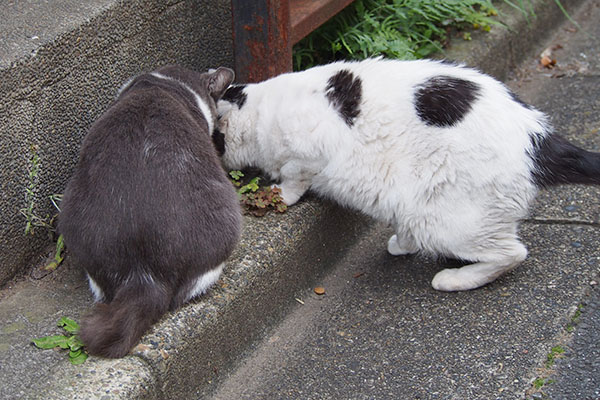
xmin=59 ymin=65 xmax=241 ymax=358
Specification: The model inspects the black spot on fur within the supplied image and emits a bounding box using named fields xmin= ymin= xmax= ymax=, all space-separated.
xmin=212 ymin=128 xmax=225 ymax=156
xmin=414 ymin=75 xmax=480 ymax=127
xmin=326 ymin=69 xmax=362 ymax=127
xmin=529 ymin=131 xmax=600 ymax=187
xmin=222 ymin=85 xmax=247 ymax=109
xmin=507 ymin=89 xmax=533 ymax=110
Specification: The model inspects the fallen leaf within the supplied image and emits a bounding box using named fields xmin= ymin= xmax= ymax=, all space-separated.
xmin=540 ymin=55 xmax=556 ymax=68
xmin=540 ymin=47 xmax=552 ymax=59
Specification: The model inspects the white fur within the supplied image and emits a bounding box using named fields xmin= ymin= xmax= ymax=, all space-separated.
xmin=185 ymin=263 xmax=224 ymax=301
xmin=218 ymin=59 xmax=553 ymax=292
xmin=87 ymin=273 xmax=104 ymax=302
xmin=150 ymin=72 xmax=214 ymax=133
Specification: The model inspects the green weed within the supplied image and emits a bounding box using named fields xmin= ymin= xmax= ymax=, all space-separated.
xmin=566 ymin=304 xmax=583 ymax=332
xmin=533 ymin=377 xmax=555 ymax=390
xmin=293 ymin=0 xmax=501 ymax=70
xmin=20 ymin=145 xmax=42 ymax=235
xmin=32 ymin=317 xmax=88 ymax=365
xmin=545 ymin=345 xmax=565 ymax=368
xmin=229 ymin=171 xmax=287 ymax=216
xmin=20 ymin=145 xmax=63 ymax=236
xmin=532 ymin=377 xmax=545 ymax=389
xmin=43 ymin=234 xmax=65 ymax=272
xmin=293 ymin=0 xmax=575 ymax=70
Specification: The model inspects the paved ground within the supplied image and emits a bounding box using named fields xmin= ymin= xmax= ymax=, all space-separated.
xmin=208 ymin=2 xmax=600 ymax=399
xmin=0 ymin=1 xmax=595 ymax=399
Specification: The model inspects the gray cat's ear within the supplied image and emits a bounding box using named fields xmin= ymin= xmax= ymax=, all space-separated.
xmin=208 ymin=67 xmax=235 ymax=101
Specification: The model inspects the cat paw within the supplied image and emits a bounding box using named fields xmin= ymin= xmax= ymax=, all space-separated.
xmin=387 ymin=235 xmax=418 ymax=256
xmin=271 ymin=184 xmax=301 ymax=206
xmin=431 ymin=268 xmax=484 ymax=291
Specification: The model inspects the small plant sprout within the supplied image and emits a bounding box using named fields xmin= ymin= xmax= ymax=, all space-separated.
xmin=21 ymin=144 xmax=41 ymax=235
xmin=20 ymin=145 xmax=64 ymax=236
xmin=545 ymin=345 xmax=565 ymax=368
xmin=32 ymin=317 xmax=88 ymax=365
xmin=566 ymin=303 xmax=583 ymax=332
xmin=239 ymin=177 xmax=261 ymax=194
xmin=228 ymin=171 xmax=288 ymax=216
xmin=229 ymin=170 xmax=245 ymax=183
xmin=44 ymin=234 xmax=65 ymax=272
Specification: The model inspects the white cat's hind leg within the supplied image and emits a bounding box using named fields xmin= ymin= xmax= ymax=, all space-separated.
xmin=387 ymin=234 xmax=419 ymax=256
xmin=431 ymin=241 xmax=527 ymax=291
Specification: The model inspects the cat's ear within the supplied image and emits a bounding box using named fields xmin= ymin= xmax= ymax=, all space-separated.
xmin=208 ymin=67 xmax=235 ymax=101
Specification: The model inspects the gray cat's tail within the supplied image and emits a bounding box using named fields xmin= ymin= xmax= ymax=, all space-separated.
xmin=530 ymin=133 xmax=600 ymax=187
xmin=79 ymin=280 xmax=170 ymax=358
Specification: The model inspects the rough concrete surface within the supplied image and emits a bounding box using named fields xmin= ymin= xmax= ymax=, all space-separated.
xmin=0 ymin=0 xmax=596 ymax=399
xmin=544 ymin=283 xmax=600 ymax=399
xmin=210 ymin=223 xmax=598 ymax=399
xmin=1 ymin=198 xmax=371 ymax=400
xmin=441 ymin=0 xmax=583 ymax=81
xmin=0 ymin=0 xmax=233 ymax=286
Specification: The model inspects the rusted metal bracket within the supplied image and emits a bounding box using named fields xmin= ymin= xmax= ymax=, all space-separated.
xmin=231 ymin=0 xmax=355 ymax=83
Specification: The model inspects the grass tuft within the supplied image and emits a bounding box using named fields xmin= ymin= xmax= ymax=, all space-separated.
xmin=293 ymin=0 xmax=575 ymax=70
xmin=293 ymin=0 xmax=501 ymax=70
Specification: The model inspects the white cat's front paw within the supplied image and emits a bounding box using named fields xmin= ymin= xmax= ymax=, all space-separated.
xmin=271 ymin=184 xmax=301 ymax=206
xmin=431 ymin=268 xmax=484 ymax=292
xmin=387 ymin=234 xmax=418 ymax=256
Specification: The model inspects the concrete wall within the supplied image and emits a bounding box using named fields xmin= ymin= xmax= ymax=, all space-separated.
xmin=0 ymin=0 xmax=233 ymax=286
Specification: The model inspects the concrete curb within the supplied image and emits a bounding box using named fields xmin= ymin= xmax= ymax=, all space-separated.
xmin=21 ymin=200 xmax=371 ymax=400
xmin=442 ymin=0 xmax=583 ymax=80
xmin=0 ymin=0 xmax=586 ymax=398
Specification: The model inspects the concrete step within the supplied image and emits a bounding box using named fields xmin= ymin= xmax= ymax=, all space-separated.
xmin=0 ymin=0 xmax=588 ymax=399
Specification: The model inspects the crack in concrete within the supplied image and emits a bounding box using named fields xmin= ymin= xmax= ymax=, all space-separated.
xmin=524 ymin=218 xmax=600 ymax=227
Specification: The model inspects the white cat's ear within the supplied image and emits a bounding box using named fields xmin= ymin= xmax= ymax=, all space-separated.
xmin=209 ymin=67 xmax=235 ymax=101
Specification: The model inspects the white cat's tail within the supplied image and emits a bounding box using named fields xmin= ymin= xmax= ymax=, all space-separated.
xmin=79 ymin=279 xmax=170 ymax=358
xmin=531 ymin=133 xmax=600 ymax=187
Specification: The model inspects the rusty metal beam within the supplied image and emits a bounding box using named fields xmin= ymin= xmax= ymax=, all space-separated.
xmin=231 ymin=0 xmax=292 ymax=83
xmin=231 ymin=0 xmax=355 ymax=83
xmin=290 ymin=0 xmax=355 ymax=44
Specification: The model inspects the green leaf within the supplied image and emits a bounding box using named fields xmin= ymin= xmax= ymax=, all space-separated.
xmin=67 ymin=335 xmax=84 ymax=351
xmin=239 ymin=177 xmax=260 ymax=194
xmin=69 ymin=351 xmax=88 ymax=365
xmin=69 ymin=349 xmax=82 ymax=358
xmin=32 ymin=335 xmax=70 ymax=349
xmin=57 ymin=317 xmax=80 ymax=334
xmin=229 ymin=170 xmax=244 ymax=181
xmin=54 ymin=234 xmax=65 ymax=263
